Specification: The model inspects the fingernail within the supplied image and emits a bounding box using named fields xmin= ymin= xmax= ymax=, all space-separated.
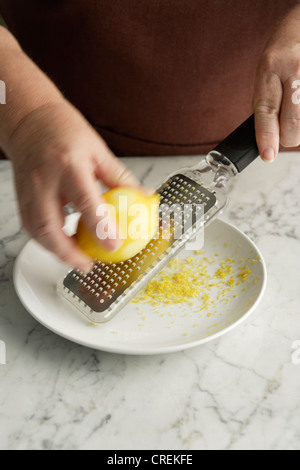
xmin=145 ymin=187 xmax=157 ymax=196
xmin=262 ymin=148 xmax=275 ymax=162
xmin=76 ymin=260 xmax=94 ymax=274
xmin=101 ymin=219 xmax=123 ymax=252
xmin=138 ymin=186 xmax=156 ymax=196
xmin=95 ymin=211 xmax=123 ymax=252
xmin=103 ymin=236 xmax=123 ymax=252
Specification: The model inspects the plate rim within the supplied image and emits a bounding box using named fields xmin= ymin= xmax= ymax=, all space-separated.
xmin=13 ymin=218 xmax=267 ymax=355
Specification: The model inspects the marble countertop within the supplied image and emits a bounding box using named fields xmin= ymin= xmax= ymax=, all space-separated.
xmin=0 ymin=152 xmax=300 ymax=450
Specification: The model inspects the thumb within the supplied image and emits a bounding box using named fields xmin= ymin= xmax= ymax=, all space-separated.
xmin=253 ymin=71 xmax=282 ymax=162
xmin=94 ymin=145 xmax=142 ymax=189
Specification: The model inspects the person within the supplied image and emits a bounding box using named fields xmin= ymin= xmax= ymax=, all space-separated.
xmin=0 ymin=1 xmax=299 ymax=273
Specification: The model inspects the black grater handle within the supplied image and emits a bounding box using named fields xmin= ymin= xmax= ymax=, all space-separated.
xmin=213 ymin=114 xmax=259 ymax=172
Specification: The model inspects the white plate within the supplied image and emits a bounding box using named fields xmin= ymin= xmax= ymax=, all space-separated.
xmin=13 ymin=218 xmax=267 ymax=355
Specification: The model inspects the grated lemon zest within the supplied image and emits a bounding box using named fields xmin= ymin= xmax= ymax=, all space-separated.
xmin=131 ymin=250 xmax=261 ymax=329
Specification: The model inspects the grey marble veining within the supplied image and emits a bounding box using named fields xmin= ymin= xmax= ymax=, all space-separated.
xmin=0 ymin=153 xmax=300 ymax=450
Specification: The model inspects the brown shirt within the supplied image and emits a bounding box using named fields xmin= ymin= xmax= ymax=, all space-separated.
xmin=0 ymin=0 xmax=297 ymax=156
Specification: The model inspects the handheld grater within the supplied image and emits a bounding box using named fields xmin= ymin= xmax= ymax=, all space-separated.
xmin=57 ymin=114 xmax=259 ymax=323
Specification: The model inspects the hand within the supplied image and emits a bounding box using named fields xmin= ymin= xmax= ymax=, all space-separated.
xmin=253 ymin=9 xmax=300 ymax=161
xmin=8 ymin=100 xmax=143 ymax=272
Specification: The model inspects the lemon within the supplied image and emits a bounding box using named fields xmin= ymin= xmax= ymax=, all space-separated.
xmin=75 ymin=187 xmax=160 ymax=263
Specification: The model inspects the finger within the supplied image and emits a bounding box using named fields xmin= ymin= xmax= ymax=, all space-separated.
xmin=93 ymin=149 xmax=146 ymax=190
xmin=280 ymin=78 xmax=300 ymax=148
xmin=253 ymin=70 xmax=282 ymax=162
xmin=62 ymin=164 xmax=122 ymax=251
xmin=25 ymin=192 xmax=93 ymax=273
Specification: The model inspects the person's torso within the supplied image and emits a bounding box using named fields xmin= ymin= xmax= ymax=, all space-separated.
xmin=0 ymin=0 xmax=297 ymax=155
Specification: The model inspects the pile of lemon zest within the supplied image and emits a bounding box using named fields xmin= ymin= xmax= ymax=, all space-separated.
xmin=238 ymin=265 xmax=252 ymax=282
xmin=167 ymin=258 xmax=180 ymax=269
xmin=215 ymin=262 xmax=233 ymax=278
xmin=130 ymin=251 xmax=258 ymax=330
xmin=227 ymin=277 xmax=235 ymax=288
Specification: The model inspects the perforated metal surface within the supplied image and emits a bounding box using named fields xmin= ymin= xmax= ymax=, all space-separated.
xmin=58 ymin=174 xmax=217 ymax=323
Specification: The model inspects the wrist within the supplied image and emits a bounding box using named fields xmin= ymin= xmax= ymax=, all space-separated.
xmin=0 ymin=56 xmax=64 ymax=154
xmin=5 ymin=99 xmax=68 ymax=162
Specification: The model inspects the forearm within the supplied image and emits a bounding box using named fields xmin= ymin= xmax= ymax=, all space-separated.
xmin=0 ymin=26 xmax=64 ymax=153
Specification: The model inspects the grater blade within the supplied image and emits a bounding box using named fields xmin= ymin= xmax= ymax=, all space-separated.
xmin=57 ymin=173 xmax=217 ymax=323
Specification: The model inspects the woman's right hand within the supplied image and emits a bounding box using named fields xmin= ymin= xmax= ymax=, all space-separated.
xmin=7 ymin=99 xmax=143 ymax=273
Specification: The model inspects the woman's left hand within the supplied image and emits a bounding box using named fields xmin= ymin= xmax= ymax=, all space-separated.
xmin=253 ymin=6 xmax=300 ymax=162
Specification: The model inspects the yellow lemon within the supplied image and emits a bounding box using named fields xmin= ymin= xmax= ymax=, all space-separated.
xmin=75 ymin=187 xmax=160 ymax=263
